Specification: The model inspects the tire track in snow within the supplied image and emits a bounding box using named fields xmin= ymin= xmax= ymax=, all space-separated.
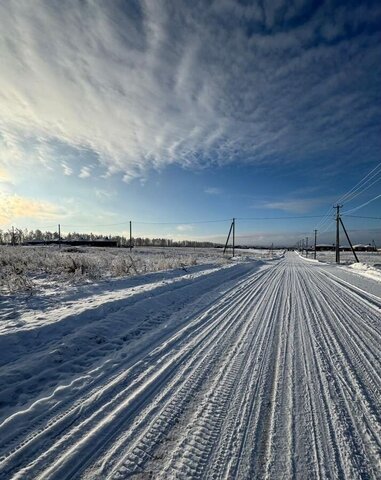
xmin=0 ymin=252 xmax=380 ymax=479
xmin=164 ymin=264 xmax=287 ymax=479
xmin=93 ymin=263 xmax=286 ymax=479
xmin=0 ymin=263 xmax=276 ymax=479
xmin=300 ymin=267 xmax=381 ymax=477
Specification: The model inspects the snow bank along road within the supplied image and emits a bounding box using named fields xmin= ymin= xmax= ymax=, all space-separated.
xmin=0 ymin=252 xmax=380 ymax=479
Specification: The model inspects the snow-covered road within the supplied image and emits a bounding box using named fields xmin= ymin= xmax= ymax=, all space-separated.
xmin=0 ymin=252 xmax=380 ymax=479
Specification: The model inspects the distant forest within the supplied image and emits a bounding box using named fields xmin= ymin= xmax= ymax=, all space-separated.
xmin=0 ymin=228 xmax=218 ymax=248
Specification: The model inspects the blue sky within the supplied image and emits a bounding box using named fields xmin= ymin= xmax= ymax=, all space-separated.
xmin=0 ymin=0 xmax=380 ymax=245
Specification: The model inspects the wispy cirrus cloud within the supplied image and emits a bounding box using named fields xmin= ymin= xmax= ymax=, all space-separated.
xmin=261 ymin=197 xmax=332 ymax=214
xmin=62 ymin=163 xmax=73 ymax=176
xmin=0 ymin=167 xmax=12 ymax=186
xmin=204 ymin=187 xmax=222 ymax=195
xmin=79 ymin=166 xmax=92 ymax=179
xmin=0 ymin=0 xmax=380 ymax=182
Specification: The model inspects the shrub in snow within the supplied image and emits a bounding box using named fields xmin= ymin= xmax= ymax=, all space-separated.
xmin=0 ymin=263 xmax=33 ymax=293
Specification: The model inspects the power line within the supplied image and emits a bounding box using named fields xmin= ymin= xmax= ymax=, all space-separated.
xmin=3 ymin=212 xmax=380 ymax=232
xmin=315 ymin=206 xmax=334 ymax=230
xmin=343 ymin=175 xmax=381 ymax=206
xmin=336 ymin=162 xmax=381 ymax=205
xmin=314 ymin=162 xmax=381 ymax=232
xmin=58 ymin=219 xmax=231 ymax=228
xmin=342 ymin=193 xmax=381 ymax=215
xmin=236 ymin=215 xmax=324 ymax=220
xmin=319 ymin=219 xmax=335 ymax=234
xmin=9 ymin=215 xmax=331 ymax=231
xmin=133 ymin=219 xmax=231 ymax=225
xmin=60 ymin=222 xmax=131 ymax=228
xmin=343 ymin=214 xmax=381 ymax=220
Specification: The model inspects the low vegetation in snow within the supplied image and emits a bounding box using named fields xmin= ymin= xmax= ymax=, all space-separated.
xmin=0 ymin=245 xmax=230 ymax=294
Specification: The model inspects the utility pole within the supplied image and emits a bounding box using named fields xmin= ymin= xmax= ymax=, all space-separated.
xmin=58 ymin=224 xmax=61 ymax=249
xmin=335 ymin=205 xmax=342 ymax=264
xmin=314 ymin=229 xmax=317 ymax=260
xmin=223 ymin=219 xmax=234 ymax=255
xmin=339 ymin=217 xmax=359 ymax=263
xmin=306 ymin=237 xmax=309 ymax=256
xmin=232 ymin=217 xmax=235 ymax=257
xmin=129 ymin=221 xmax=132 ymax=252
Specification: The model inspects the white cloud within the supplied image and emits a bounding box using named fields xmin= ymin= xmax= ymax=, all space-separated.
xmin=205 ymin=187 xmax=222 ymax=195
xmin=95 ymin=189 xmax=114 ymax=200
xmin=62 ymin=163 xmax=73 ymax=176
xmin=0 ymin=167 xmax=11 ymax=184
xmin=261 ymin=197 xmax=330 ymax=214
xmin=79 ymin=166 xmax=92 ymax=178
xmin=176 ymin=224 xmax=194 ymax=232
xmin=0 ymin=0 xmax=379 ymax=181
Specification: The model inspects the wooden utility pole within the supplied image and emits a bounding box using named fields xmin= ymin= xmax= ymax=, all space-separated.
xmin=58 ymin=224 xmax=61 ymax=249
xmin=232 ymin=218 xmax=235 ymax=257
xmin=129 ymin=221 xmax=132 ymax=252
xmin=223 ymin=219 xmax=234 ymax=255
xmin=339 ymin=217 xmax=359 ymax=263
xmin=314 ymin=229 xmax=317 ymax=260
xmin=335 ymin=205 xmax=342 ymax=264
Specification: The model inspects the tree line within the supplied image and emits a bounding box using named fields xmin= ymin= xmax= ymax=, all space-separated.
xmin=0 ymin=228 xmax=218 ymax=249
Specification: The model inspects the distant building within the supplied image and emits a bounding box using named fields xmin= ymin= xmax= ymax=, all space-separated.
xmin=315 ymin=244 xmax=335 ymax=251
xmin=352 ymin=244 xmax=376 ymax=252
xmin=24 ymin=239 xmax=118 ymax=248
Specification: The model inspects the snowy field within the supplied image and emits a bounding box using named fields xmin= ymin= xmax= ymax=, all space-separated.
xmin=0 ymin=245 xmax=228 ymax=294
xmin=315 ymin=250 xmax=381 ymax=267
xmin=300 ymin=250 xmax=381 ymax=283
xmin=0 ymin=245 xmax=284 ymax=295
xmin=0 ymin=251 xmax=380 ymax=478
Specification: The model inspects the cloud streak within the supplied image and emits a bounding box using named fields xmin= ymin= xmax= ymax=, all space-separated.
xmin=205 ymin=187 xmax=222 ymax=195
xmin=0 ymin=0 xmax=380 ymax=181
xmin=261 ymin=197 xmax=332 ymax=214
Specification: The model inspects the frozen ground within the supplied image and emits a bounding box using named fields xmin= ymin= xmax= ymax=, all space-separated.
xmin=0 ymin=252 xmax=380 ymax=479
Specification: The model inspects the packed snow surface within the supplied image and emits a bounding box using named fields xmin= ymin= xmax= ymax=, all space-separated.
xmin=0 ymin=252 xmax=380 ymax=479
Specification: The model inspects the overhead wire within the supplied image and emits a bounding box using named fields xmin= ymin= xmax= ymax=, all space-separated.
xmin=314 ymin=162 xmax=381 ymax=234
xmin=236 ymin=215 xmax=324 ymax=220
xmin=39 ymin=215 xmax=332 ymax=230
xmin=342 ymin=193 xmax=381 ymax=214
xmin=344 ymin=214 xmax=381 ymax=220
xmin=336 ymin=161 xmax=381 ymax=205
